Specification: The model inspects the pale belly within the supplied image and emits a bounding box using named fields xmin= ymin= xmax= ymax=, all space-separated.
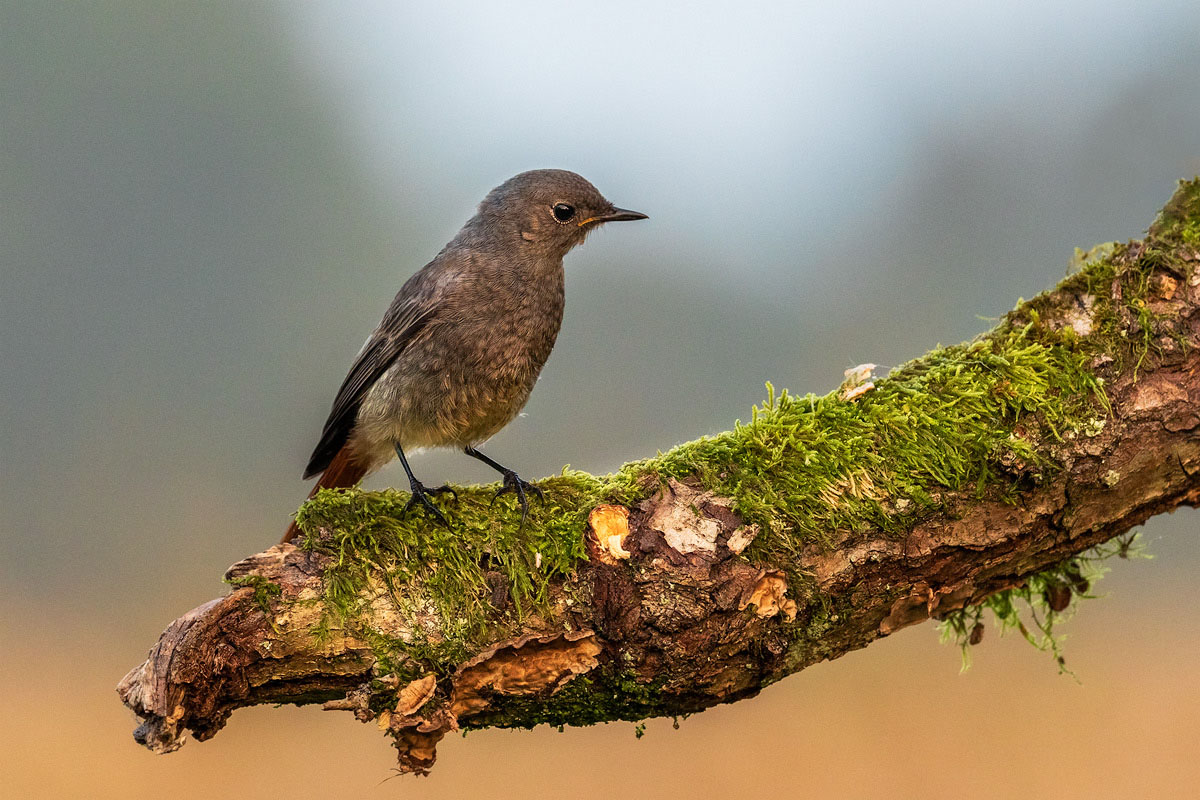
xmin=347 ymin=347 xmax=542 ymax=469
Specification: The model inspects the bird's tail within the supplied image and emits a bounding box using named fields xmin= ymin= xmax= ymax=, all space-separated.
xmin=281 ymin=447 xmax=369 ymax=544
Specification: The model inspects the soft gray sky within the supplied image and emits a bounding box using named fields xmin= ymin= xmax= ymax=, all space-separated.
xmin=289 ymin=0 xmax=1200 ymax=289
xmin=2 ymin=2 xmax=1198 ymax=796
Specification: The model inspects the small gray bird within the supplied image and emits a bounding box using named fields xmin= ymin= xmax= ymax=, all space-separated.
xmin=282 ymin=169 xmax=647 ymax=543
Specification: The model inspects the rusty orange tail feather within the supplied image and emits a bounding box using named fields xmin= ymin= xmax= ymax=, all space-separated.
xmin=281 ymin=447 xmax=369 ymax=544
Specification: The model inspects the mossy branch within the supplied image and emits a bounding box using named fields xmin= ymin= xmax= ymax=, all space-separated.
xmin=120 ymin=179 xmax=1200 ymax=775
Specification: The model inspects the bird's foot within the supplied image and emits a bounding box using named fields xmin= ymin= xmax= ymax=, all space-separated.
xmin=404 ymin=481 xmax=457 ymax=526
xmin=491 ymin=471 xmax=545 ymax=525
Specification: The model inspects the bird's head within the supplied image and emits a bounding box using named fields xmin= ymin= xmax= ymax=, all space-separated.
xmin=475 ymin=169 xmax=647 ymax=257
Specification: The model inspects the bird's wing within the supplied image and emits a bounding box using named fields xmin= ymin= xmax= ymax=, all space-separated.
xmin=303 ymin=297 xmax=437 ymax=479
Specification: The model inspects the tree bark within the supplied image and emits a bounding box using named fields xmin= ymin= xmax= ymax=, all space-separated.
xmin=119 ymin=179 xmax=1200 ymax=775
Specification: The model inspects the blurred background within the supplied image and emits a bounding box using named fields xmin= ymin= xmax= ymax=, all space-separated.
xmin=3 ymin=1 xmax=1199 ymax=797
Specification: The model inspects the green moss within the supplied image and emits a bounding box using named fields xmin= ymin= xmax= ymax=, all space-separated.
xmin=939 ymin=531 xmax=1149 ymax=674
xmin=295 ymin=473 xmax=613 ymax=669
xmin=461 ymin=669 xmax=671 ymax=731
xmin=667 ymin=331 xmax=1102 ymax=565
xmin=290 ymin=178 xmax=1196 ymax=677
xmin=1149 ymin=177 xmax=1200 ymax=247
xmin=225 ymin=574 xmax=282 ymax=616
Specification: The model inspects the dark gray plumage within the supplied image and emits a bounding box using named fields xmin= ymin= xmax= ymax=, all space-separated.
xmin=283 ymin=169 xmax=646 ymax=541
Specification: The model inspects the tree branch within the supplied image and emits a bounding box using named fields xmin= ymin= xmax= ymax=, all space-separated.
xmin=119 ymin=179 xmax=1200 ymax=775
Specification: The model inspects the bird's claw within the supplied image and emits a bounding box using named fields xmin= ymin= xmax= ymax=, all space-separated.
xmin=427 ymin=484 xmax=458 ymax=502
xmin=404 ymin=482 xmax=455 ymax=526
xmin=490 ymin=471 xmax=545 ymax=524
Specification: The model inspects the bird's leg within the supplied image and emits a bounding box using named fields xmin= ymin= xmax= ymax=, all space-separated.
xmin=394 ymin=443 xmax=455 ymax=526
xmin=464 ymin=446 xmax=544 ymax=524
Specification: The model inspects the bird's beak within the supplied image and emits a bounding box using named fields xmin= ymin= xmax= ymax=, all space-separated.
xmin=578 ymin=207 xmax=649 ymax=226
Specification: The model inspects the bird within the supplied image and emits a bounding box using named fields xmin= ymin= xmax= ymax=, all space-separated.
xmin=281 ymin=169 xmax=647 ymax=543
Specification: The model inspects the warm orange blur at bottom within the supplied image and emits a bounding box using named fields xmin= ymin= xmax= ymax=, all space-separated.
xmin=6 ymin=553 xmax=1197 ymax=800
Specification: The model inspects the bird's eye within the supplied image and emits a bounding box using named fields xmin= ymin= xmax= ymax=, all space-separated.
xmin=551 ymin=203 xmax=576 ymax=223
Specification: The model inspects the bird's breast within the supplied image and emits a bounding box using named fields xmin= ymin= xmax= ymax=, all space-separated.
xmin=356 ymin=266 xmax=566 ymax=450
